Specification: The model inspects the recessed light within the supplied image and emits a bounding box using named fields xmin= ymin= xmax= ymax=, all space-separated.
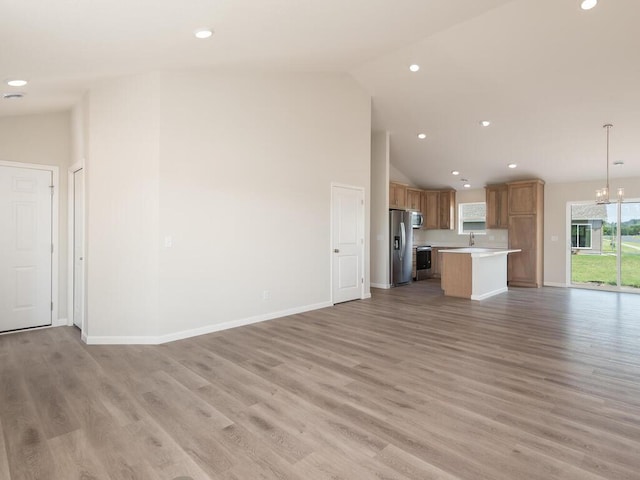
xmin=463 ymin=183 xmax=471 ymax=188
xmin=451 ymin=170 xmax=460 ymax=176
xmin=3 ymin=92 xmax=25 ymax=99
xmin=580 ymin=0 xmax=597 ymax=10
xmin=417 ymin=133 xmax=426 ymax=140
xmin=194 ymin=28 xmax=213 ymax=39
xmin=508 ymin=163 xmax=517 ymax=169
xmin=409 ymin=64 xmax=420 ymax=73
xmin=6 ymin=79 xmax=27 ymax=87
xmin=480 ymin=120 xmax=491 ymax=127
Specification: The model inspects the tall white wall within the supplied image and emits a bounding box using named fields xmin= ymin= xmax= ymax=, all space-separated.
xmin=83 ymin=71 xmax=371 ymax=342
xmin=85 ymin=74 xmax=160 ymax=339
xmin=370 ymin=131 xmax=390 ymax=288
xmin=0 ymin=111 xmax=71 ymax=320
xmin=156 ymin=71 xmax=370 ymax=337
xmin=544 ymin=177 xmax=640 ymax=286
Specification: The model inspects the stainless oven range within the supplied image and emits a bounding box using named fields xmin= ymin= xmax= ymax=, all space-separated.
xmin=416 ymin=246 xmax=432 ymax=280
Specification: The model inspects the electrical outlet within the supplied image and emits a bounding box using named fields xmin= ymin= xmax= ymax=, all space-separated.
xmin=262 ymin=290 xmax=270 ymax=300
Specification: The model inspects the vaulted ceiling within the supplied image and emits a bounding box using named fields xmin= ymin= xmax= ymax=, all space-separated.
xmin=2 ymin=0 xmax=638 ymax=188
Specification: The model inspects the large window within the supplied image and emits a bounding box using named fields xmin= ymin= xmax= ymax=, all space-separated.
xmin=458 ymin=202 xmax=486 ymax=234
xmin=571 ymin=223 xmax=592 ymax=249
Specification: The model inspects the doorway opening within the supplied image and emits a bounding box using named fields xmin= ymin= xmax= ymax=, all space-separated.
xmin=68 ymin=163 xmax=85 ymax=333
xmin=569 ymin=200 xmax=640 ymax=291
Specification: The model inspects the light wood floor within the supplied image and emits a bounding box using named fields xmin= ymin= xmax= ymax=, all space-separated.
xmin=2 ymin=282 xmax=640 ymax=480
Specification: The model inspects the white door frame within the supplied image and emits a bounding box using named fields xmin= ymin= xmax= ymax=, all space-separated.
xmin=67 ymin=161 xmax=85 ymax=332
xmin=0 ymin=159 xmax=59 ymax=328
xmin=330 ymin=183 xmax=366 ymax=304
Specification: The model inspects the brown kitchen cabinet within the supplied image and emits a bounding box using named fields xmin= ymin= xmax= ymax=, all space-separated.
xmin=438 ymin=190 xmax=456 ymax=230
xmin=485 ymin=184 xmax=508 ymax=229
xmin=420 ymin=189 xmax=455 ymax=230
xmin=422 ymin=190 xmax=439 ymax=229
xmin=406 ymin=188 xmax=422 ymax=211
xmin=389 ymin=182 xmax=407 ymax=209
xmin=507 ymin=179 xmax=544 ymax=288
xmin=508 ymin=179 xmax=541 ymax=215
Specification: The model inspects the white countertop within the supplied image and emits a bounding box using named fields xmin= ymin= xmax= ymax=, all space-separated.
xmin=439 ymin=247 xmax=521 ymax=258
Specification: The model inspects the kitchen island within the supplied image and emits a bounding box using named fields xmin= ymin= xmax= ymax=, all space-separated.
xmin=439 ymin=248 xmax=521 ymax=300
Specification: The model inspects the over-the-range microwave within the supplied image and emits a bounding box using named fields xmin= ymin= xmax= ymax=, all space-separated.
xmin=411 ymin=211 xmax=424 ymax=229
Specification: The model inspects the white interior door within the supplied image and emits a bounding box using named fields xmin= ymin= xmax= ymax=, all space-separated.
xmin=73 ymin=168 xmax=85 ymax=328
xmin=332 ymin=185 xmax=364 ymax=304
xmin=0 ymin=165 xmax=53 ymax=332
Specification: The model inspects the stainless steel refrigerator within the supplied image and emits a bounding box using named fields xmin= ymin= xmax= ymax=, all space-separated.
xmin=390 ymin=209 xmax=414 ymax=286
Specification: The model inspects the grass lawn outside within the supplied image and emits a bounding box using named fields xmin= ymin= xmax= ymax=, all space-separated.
xmin=572 ymin=252 xmax=640 ymax=288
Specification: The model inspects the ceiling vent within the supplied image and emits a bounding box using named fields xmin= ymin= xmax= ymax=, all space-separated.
xmin=3 ymin=92 xmax=25 ymax=99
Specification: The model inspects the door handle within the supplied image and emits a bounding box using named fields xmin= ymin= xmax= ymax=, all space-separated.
xmin=334 ymin=249 xmax=340 ymax=253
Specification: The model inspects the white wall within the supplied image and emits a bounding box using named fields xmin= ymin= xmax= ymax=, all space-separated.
xmin=156 ymin=71 xmax=370 ymax=337
xmin=0 ymin=111 xmax=71 ymax=321
xmin=371 ymin=131 xmax=390 ymax=288
xmin=389 ymin=162 xmax=414 ymax=185
xmin=544 ymin=176 xmax=640 ymax=286
xmin=85 ymin=74 xmax=160 ymax=339
xmin=83 ymin=71 xmax=371 ymax=342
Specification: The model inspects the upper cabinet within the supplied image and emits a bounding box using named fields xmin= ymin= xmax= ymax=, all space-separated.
xmin=406 ymin=188 xmax=422 ymax=211
xmin=438 ymin=190 xmax=456 ymax=230
xmin=389 ymin=182 xmax=407 ymax=209
xmin=389 ymin=183 xmax=456 ymax=230
xmin=485 ymin=184 xmax=508 ymax=229
xmin=422 ymin=191 xmax=440 ymax=229
xmin=508 ymin=180 xmax=542 ymax=215
xmin=421 ymin=189 xmax=455 ymax=230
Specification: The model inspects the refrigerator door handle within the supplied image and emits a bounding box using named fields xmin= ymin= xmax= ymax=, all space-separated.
xmin=400 ymin=222 xmax=406 ymax=260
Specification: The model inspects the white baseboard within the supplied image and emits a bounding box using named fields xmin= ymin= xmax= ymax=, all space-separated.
xmin=53 ymin=317 xmax=68 ymax=327
xmin=544 ymin=282 xmax=567 ymax=288
xmin=362 ymin=292 xmax=372 ymax=299
xmin=471 ymin=287 xmax=508 ymax=301
xmin=83 ymin=300 xmax=334 ymax=345
xmin=371 ymin=283 xmax=391 ymax=289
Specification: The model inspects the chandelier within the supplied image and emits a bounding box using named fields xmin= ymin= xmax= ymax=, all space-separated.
xmin=595 ymin=124 xmax=624 ymax=204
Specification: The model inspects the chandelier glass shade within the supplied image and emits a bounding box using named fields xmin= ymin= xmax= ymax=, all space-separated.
xmin=596 ymin=124 xmax=624 ymax=204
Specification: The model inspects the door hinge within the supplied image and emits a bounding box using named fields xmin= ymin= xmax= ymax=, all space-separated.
xmin=51 ymin=244 xmax=54 ymax=254
xmin=51 ymin=301 xmax=53 ymax=311
xmin=361 ymin=277 xmax=364 ymax=284
xmin=49 ymin=185 xmax=54 ymax=195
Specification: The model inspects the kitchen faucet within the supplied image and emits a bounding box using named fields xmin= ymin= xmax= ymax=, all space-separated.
xmin=469 ymin=232 xmax=475 ymax=246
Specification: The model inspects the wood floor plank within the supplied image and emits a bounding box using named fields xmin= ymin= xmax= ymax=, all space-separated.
xmin=0 ymin=355 xmax=58 ymax=480
xmin=0 ymin=418 xmax=12 ymax=480
xmin=1 ymin=281 xmax=640 ymax=479
xmin=47 ymin=430 xmax=110 ymax=480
